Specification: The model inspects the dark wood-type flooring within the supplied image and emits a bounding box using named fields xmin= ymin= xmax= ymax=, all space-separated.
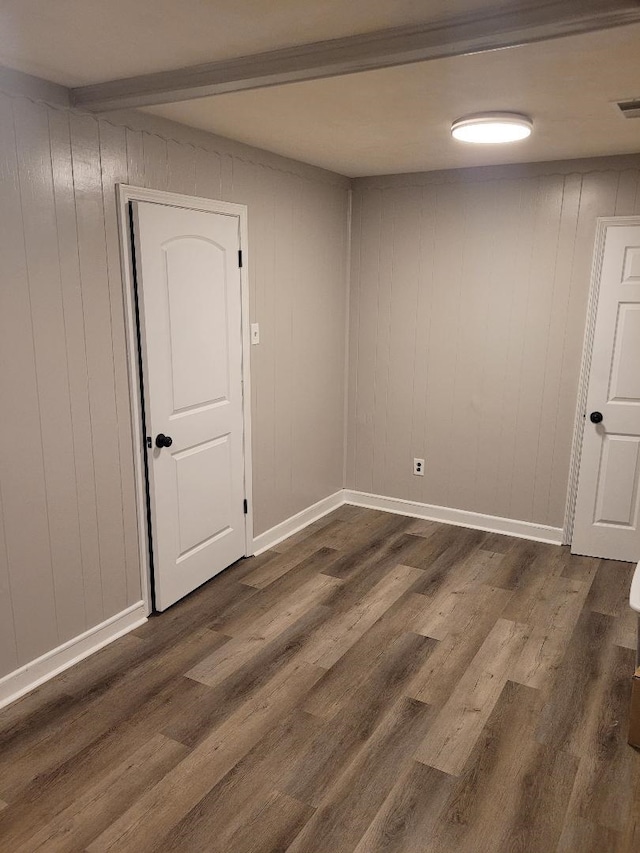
xmin=1 ymin=506 xmax=639 ymax=852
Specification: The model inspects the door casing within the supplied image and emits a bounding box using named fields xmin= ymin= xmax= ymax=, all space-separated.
xmin=564 ymin=215 xmax=640 ymax=549
xmin=116 ymin=184 xmax=254 ymax=614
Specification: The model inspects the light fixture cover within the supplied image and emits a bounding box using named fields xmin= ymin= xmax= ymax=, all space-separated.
xmin=451 ymin=112 xmax=533 ymax=144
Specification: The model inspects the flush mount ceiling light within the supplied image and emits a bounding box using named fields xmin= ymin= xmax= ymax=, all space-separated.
xmin=451 ymin=112 xmax=533 ymax=144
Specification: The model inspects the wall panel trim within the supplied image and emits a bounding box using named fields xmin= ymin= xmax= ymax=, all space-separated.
xmin=344 ymin=490 xmax=564 ymax=545
xmin=254 ymin=487 xmax=564 ymax=557
xmin=0 ymin=601 xmax=147 ymax=710
xmin=253 ymin=490 xmax=345 ymax=554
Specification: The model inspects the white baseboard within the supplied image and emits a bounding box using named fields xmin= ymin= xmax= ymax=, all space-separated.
xmin=0 ymin=601 xmax=148 ymax=710
xmin=252 ymin=490 xmax=346 ymax=555
xmin=252 ymin=487 xmax=563 ymax=558
xmin=343 ymin=490 xmax=564 ymax=545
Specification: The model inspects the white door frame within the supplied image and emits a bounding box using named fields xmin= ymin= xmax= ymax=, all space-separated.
xmin=116 ymin=184 xmax=254 ymax=613
xmin=564 ymin=214 xmax=640 ymax=547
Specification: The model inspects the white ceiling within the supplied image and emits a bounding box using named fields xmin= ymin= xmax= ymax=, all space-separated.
xmin=0 ymin=0 xmax=491 ymax=86
xmin=144 ymin=25 xmax=640 ymax=176
xmin=1 ymin=1 xmax=640 ymax=177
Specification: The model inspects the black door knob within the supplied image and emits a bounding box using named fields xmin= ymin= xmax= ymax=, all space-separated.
xmin=155 ymin=433 xmax=173 ymax=448
xmin=589 ymin=411 xmax=603 ymax=424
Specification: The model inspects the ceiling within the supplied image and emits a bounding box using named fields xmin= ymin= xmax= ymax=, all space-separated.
xmin=0 ymin=0 xmax=493 ymax=87
xmin=144 ymin=26 xmax=640 ymax=176
xmin=1 ymin=1 xmax=640 ymax=177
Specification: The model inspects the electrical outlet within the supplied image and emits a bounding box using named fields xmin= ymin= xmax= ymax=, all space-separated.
xmin=413 ymin=458 xmax=425 ymax=476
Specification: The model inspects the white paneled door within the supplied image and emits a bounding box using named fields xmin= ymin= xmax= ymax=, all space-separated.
xmin=572 ymin=222 xmax=640 ymax=563
xmin=132 ymin=201 xmax=247 ymax=610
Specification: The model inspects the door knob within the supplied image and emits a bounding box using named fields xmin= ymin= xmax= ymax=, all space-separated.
xmin=155 ymin=433 xmax=173 ymax=448
xmin=589 ymin=411 xmax=603 ymax=424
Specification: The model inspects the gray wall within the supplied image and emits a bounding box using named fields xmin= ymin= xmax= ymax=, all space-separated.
xmin=0 ymin=73 xmax=349 ymax=680
xmin=347 ymin=159 xmax=640 ymax=528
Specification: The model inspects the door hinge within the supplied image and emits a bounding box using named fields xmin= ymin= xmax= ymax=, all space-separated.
xmin=243 ymin=499 xmax=248 ymax=514
xmin=238 ymin=249 xmax=243 ymax=268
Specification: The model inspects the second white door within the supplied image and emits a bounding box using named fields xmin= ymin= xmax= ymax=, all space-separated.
xmin=132 ymin=200 xmax=248 ymax=610
xmin=572 ymin=221 xmax=640 ymax=563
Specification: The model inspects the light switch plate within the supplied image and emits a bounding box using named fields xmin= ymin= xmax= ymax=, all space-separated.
xmin=251 ymin=323 xmax=260 ymax=345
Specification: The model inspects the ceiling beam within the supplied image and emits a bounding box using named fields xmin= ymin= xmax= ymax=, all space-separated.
xmin=72 ymin=0 xmax=640 ymax=112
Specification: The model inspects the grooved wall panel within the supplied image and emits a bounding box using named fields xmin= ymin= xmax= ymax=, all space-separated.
xmin=0 ymin=93 xmax=59 ymax=666
xmin=348 ymin=164 xmax=640 ymax=527
xmin=0 ymin=80 xmax=349 ymax=681
xmin=14 ymin=97 xmax=87 ymax=641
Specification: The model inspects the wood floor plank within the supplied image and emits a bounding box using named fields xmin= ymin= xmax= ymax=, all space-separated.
xmin=559 ymin=550 xmax=601 ymax=584
xmin=300 ymin=563 xmax=425 ymax=668
xmin=352 ymin=762 xmax=455 ymax=853
xmin=187 ymin=572 xmax=341 ymax=686
xmin=399 ymin=525 xmax=472 ymax=572
xmin=214 ymin=789 xmax=314 ymax=853
xmin=535 ymin=609 xmax=617 ymax=757
xmin=0 ymin=689 xmax=81 ymax=763
xmin=479 ymin=531 xmax=517 ymax=554
xmin=0 ymin=676 xmax=206 ymax=850
xmin=556 ymin=818 xmax=622 ymax=853
xmin=163 ymin=604 xmax=334 ymax=748
xmin=415 ymin=619 xmax=530 ymax=775
xmin=613 ymin=603 xmax=638 ymax=652
xmin=0 ymin=635 xmax=144 ymax=774
xmin=331 ymin=503 xmax=369 ymax=522
xmin=270 ymin=513 xmax=342 ymax=552
xmin=501 ymin=546 xmax=568 ymax=623
xmin=321 ymin=534 xmax=425 ymax=617
xmin=486 ymin=539 xmax=555 ymax=591
xmin=285 ymin=697 xmax=436 ymax=853
xmin=320 ymin=520 xmax=417 ymax=585
xmin=320 ymin=510 xmax=414 ymax=555
xmin=618 ymin=759 xmax=640 ymax=853
xmin=87 ymin=657 xmax=326 ymax=853
xmin=53 ymin=634 xmax=150 ymax=697
xmin=0 ymin=670 xmax=79 ymax=740
xmin=283 ymin=631 xmax=436 ymax=807
xmin=413 ymin=550 xmax=506 ymax=641
xmin=243 ymin=512 xmax=409 ymax=589
xmin=209 ymin=546 xmax=341 ymax=637
xmin=404 ymin=517 xmax=439 ymax=537
xmin=241 ymin=520 xmax=350 ymax=588
xmin=555 ymin=644 xmax=635 ymax=838
xmin=406 ymin=528 xmax=488 ymax=597
xmin=586 ymin=559 xmax=635 ymax=618
xmin=302 ymin=591 xmax=429 ymax=720
xmin=409 ymin=584 xmax=513 ymax=706
xmin=431 ymin=680 xmax=577 ymax=853
xmin=0 ymin=626 xmax=228 ymax=801
xmin=14 ymin=734 xmax=189 ymax=852
xmin=510 ymin=575 xmax=590 ymax=689
xmin=0 ymin=508 xmax=637 ymax=852
xmin=130 ymin=553 xmax=259 ymax=644
xmin=160 ymin=709 xmax=320 ymax=851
